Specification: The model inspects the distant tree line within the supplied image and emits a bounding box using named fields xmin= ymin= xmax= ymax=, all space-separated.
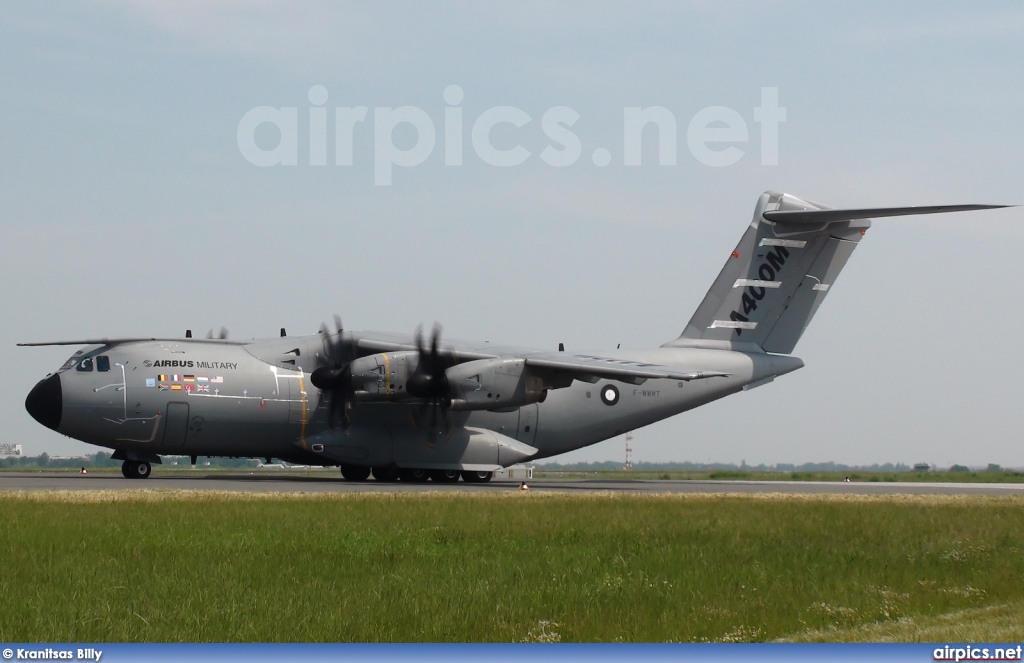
xmin=534 ymin=460 xmax=1018 ymax=472
xmin=2 ymin=454 xmax=1016 ymax=472
xmin=1 ymin=452 xmax=259 ymax=469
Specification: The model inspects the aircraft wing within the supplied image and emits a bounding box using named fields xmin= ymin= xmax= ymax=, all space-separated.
xmin=17 ymin=337 xmax=247 ymax=347
xmin=522 ymin=352 xmax=728 ymax=385
xmin=351 ymin=333 xmax=726 ymax=386
xmin=355 ymin=337 xmax=499 ymax=362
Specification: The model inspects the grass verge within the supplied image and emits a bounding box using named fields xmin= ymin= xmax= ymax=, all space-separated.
xmin=1 ymin=491 xmax=1022 ymax=642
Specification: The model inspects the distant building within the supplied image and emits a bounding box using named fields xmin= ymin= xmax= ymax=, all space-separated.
xmin=913 ymin=463 xmax=931 ymax=472
xmin=0 ymin=444 xmax=22 ymax=457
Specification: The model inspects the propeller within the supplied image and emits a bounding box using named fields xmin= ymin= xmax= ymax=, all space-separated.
xmin=407 ymin=324 xmax=453 ymax=438
xmin=206 ymin=327 xmax=229 ymax=340
xmin=310 ymin=315 xmax=354 ymax=429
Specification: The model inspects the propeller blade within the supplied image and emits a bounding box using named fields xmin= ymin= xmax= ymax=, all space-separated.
xmin=315 ymin=314 xmax=354 ymax=430
xmin=414 ymin=325 xmax=425 ymax=356
xmin=430 ymin=323 xmax=441 ymax=359
xmin=407 ymin=322 xmax=455 ymax=442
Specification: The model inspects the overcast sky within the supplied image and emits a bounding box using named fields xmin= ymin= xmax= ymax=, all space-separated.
xmin=2 ymin=1 xmax=1022 ymax=467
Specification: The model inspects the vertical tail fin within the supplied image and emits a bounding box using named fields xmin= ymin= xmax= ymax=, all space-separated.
xmin=665 ymin=191 xmax=1009 ymax=355
xmin=667 ymin=191 xmax=865 ymax=354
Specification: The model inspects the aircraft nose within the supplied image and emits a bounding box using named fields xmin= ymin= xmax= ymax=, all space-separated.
xmin=25 ymin=373 xmax=62 ymax=431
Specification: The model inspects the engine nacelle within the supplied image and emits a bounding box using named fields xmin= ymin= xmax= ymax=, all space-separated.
xmin=347 ymin=354 xmax=546 ymax=410
xmin=446 ymin=358 xmax=546 ymax=411
xmin=348 ymin=351 xmax=419 ymax=399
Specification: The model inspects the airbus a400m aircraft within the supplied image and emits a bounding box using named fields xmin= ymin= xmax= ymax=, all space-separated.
xmin=21 ymin=192 xmax=1008 ymax=481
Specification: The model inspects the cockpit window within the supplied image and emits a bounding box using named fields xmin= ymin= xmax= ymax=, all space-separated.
xmin=96 ymin=356 xmax=111 ymax=372
xmin=76 ymin=357 xmax=94 ymax=372
xmin=59 ymin=356 xmax=79 ymax=371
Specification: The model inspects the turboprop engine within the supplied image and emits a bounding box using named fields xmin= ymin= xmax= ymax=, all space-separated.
xmin=444 ymin=358 xmax=547 ymax=410
xmin=348 ymin=354 xmax=546 ymax=411
xmin=347 ymin=351 xmax=418 ymax=399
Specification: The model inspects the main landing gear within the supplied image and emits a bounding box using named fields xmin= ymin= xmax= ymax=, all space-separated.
xmin=340 ymin=464 xmax=492 ymax=483
xmin=429 ymin=469 xmax=460 ymax=483
xmin=369 ymin=465 xmax=400 ymax=482
xmin=339 ymin=464 xmax=372 ymax=482
xmin=120 ymin=460 xmax=152 ymax=479
xmin=398 ymin=468 xmax=430 ymax=483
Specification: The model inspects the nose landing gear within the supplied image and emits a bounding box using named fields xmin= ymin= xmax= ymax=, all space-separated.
xmin=121 ymin=460 xmax=152 ymax=479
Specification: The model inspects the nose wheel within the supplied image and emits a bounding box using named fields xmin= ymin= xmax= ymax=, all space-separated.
xmin=121 ymin=460 xmax=152 ymax=479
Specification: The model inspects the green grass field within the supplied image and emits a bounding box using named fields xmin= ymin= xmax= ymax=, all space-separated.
xmin=1 ymin=491 xmax=1022 ymax=642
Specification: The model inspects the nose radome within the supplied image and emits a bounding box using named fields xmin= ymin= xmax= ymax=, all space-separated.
xmin=25 ymin=373 xmax=62 ymax=431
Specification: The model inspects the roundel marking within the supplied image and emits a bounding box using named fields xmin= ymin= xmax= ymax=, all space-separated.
xmin=600 ymin=384 xmax=620 ymax=406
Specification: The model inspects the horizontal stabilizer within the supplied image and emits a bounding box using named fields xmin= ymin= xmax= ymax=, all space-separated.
xmin=763 ymin=204 xmax=1012 ymax=224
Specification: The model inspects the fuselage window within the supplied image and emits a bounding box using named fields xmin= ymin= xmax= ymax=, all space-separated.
xmin=77 ymin=357 xmax=94 ymax=372
xmin=97 ymin=356 xmax=111 ymax=372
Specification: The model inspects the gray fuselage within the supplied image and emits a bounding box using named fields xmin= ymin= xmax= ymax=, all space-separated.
xmin=26 ymin=332 xmax=802 ymax=469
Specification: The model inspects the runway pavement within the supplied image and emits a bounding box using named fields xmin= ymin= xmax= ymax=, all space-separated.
xmin=2 ymin=472 xmax=1024 ymax=495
